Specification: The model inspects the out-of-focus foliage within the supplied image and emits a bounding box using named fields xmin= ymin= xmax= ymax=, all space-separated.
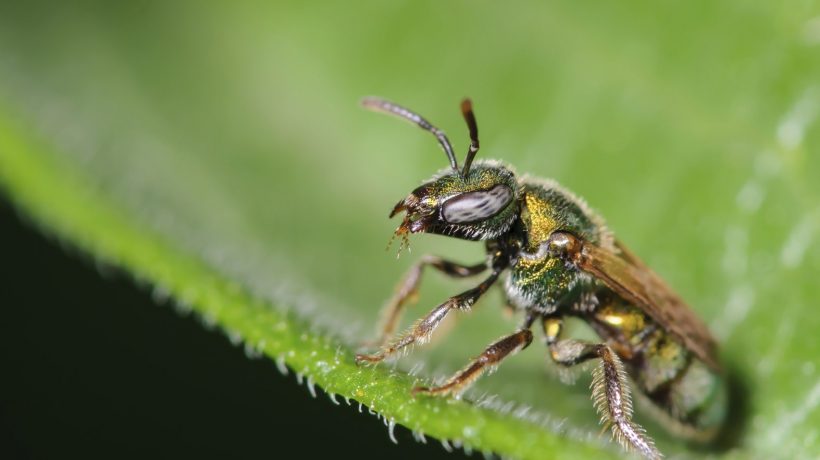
xmin=0 ymin=1 xmax=819 ymax=458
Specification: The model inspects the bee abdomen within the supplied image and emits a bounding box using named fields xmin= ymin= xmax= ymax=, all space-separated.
xmin=592 ymin=296 xmax=728 ymax=441
xmin=645 ymin=358 xmax=728 ymax=441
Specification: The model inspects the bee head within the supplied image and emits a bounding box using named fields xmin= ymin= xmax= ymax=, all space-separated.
xmin=390 ymin=162 xmax=518 ymax=240
xmin=362 ymin=97 xmax=518 ymax=241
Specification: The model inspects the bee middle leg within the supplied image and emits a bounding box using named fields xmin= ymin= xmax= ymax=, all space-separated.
xmin=368 ymin=255 xmax=486 ymax=347
xmin=413 ymin=315 xmax=536 ymax=398
xmin=543 ymin=318 xmax=662 ymax=460
xmin=355 ymin=270 xmax=499 ymax=365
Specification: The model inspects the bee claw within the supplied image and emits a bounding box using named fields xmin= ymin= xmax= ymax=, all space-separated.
xmin=355 ymin=353 xmax=384 ymax=365
xmin=410 ymin=386 xmax=430 ymax=396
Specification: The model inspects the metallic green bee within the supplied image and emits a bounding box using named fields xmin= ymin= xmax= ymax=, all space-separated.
xmin=356 ymin=97 xmax=727 ymax=459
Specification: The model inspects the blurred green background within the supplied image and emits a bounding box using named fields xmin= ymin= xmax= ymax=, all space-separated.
xmin=1 ymin=1 xmax=819 ymax=458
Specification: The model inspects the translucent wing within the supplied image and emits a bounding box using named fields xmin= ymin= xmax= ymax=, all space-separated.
xmin=576 ymin=239 xmax=721 ymax=371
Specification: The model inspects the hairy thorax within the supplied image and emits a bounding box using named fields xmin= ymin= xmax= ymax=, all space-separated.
xmin=503 ymin=178 xmax=608 ymax=313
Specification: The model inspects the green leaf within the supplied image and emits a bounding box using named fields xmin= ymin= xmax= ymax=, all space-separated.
xmin=1 ymin=2 xmax=819 ymax=459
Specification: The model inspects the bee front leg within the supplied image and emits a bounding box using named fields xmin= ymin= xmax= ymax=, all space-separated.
xmin=543 ymin=318 xmax=663 ymax=460
xmin=367 ymin=255 xmax=486 ymax=348
xmin=355 ymin=270 xmax=499 ymax=365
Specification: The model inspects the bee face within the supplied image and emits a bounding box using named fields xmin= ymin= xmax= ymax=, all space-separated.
xmin=390 ymin=161 xmax=518 ymax=241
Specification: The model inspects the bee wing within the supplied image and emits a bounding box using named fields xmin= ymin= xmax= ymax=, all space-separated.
xmin=576 ymin=239 xmax=721 ymax=371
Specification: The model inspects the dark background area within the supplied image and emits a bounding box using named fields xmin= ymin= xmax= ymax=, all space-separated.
xmin=0 ymin=199 xmax=457 ymax=460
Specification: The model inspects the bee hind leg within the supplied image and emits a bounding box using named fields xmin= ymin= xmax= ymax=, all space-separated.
xmin=544 ymin=318 xmax=663 ymax=460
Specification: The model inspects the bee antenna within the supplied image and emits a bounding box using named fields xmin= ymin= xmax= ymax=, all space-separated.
xmin=460 ymin=98 xmax=479 ymax=178
xmin=361 ymin=97 xmax=460 ymax=174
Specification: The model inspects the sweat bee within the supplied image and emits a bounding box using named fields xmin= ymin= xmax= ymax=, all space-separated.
xmin=356 ymin=97 xmax=727 ymax=459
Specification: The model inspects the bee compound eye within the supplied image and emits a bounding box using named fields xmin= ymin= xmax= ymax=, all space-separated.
xmin=441 ymin=185 xmax=513 ymax=224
